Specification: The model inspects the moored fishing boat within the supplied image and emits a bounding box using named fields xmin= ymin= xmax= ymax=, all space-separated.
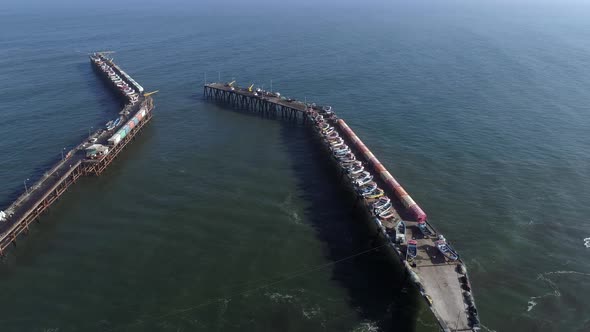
xmin=349 ymin=171 xmax=371 ymax=181
xmin=341 ymin=160 xmax=362 ymax=169
xmin=353 ymin=172 xmax=373 ymax=187
xmin=345 ymin=164 xmax=364 ymax=175
xmin=378 ymin=208 xmax=396 ymax=220
xmin=364 ymin=188 xmax=384 ymax=199
xmin=396 ymin=219 xmax=406 ymax=243
xmin=325 ymin=131 xmax=339 ymax=140
xmin=336 ymin=152 xmax=356 ymax=162
xmin=371 ymin=196 xmax=391 ymax=210
xmin=377 ymin=206 xmax=395 ymax=218
xmin=418 ymin=220 xmax=435 ymax=238
xmin=105 ymin=120 xmax=114 ymax=130
xmin=406 ymin=239 xmax=418 ymax=260
xmin=359 ymin=186 xmax=380 ymax=198
xmin=356 ymin=181 xmax=377 ymax=195
xmin=435 ymin=235 xmax=459 ymax=261
xmin=373 ymin=199 xmax=392 ymax=215
xmin=333 ymin=146 xmax=351 ymax=156
xmin=329 ymin=138 xmax=345 ymax=148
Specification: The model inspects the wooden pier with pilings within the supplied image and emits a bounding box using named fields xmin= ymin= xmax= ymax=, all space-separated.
xmin=204 ymin=83 xmax=307 ymax=120
xmin=202 ymin=81 xmax=482 ymax=332
xmin=0 ymin=54 xmax=154 ymax=256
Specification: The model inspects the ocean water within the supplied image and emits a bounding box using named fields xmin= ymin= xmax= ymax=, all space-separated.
xmin=1 ymin=0 xmax=590 ymax=331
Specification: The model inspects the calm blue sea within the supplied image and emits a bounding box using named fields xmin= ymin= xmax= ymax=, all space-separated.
xmin=1 ymin=0 xmax=589 ymax=331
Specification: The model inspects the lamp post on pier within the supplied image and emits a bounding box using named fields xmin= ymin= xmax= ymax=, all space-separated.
xmin=24 ymin=178 xmax=30 ymax=194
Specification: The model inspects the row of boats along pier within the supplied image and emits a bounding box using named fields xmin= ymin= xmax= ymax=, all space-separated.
xmin=0 ymin=52 xmax=154 ymax=255
xmin=204 ymin=82 xmax=481 ymax=331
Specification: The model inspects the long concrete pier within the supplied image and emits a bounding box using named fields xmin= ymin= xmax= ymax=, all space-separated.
xmin=204 ymin=82 xmax=481 ymax=331
xmin=0 ymin=53 xmax=154 ymax=256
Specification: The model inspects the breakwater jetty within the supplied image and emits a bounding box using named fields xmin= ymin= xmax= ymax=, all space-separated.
xmin=203 ymin=81 xmax=481 ymax=331
xmin=0 ymin=52 xmax=155 ymax=256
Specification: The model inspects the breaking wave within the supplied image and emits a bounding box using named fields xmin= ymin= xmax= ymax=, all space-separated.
xmin=526 ymin=270 xmax=590 ymax=312
xmin=350 ymin=320 xmax=380 ymax=332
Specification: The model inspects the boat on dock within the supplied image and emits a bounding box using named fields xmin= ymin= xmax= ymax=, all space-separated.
xmin=378 ymin=208 xmax=396 ymax=220
xmin=345 ymin=164 xmax=364 ymax=175
xmin=396 ymin=220 xmax=406 ymax=243
xmin=326 ymin=132 xmax=339 ymax=140
xmin=321 ymin=105 xmax=333 ymax=115
xmin=406 ymin=239 xmax=418 ymax=260
xmin=336 ymin=153 xmax=356 ymax=162
xmin=372 ymin=196 xmax=391 ymax=210
xmin=364 ymin=187 xmax=384 ymax=199
xmin=435 ymin=235 xmax=459 ymax=261
xmin=418 ymin=220 xmax=435 ymax=238
xmin=332 ymin=146 xmax=350 ymax=156
xmin=357 ymin=182 xmax=378 ymax=195
xmin=353 ymin=173 xmax=373 ymax=187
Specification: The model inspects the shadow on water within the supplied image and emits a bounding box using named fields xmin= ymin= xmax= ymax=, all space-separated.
xmin=201 ymin=95 xmax=425 ymax=330
xmin=275 ymin=117 xmax=423 ymax=331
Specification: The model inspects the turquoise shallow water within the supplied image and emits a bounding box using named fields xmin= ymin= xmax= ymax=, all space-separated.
xmin=1 ymin=1 xmax=590 ymax=331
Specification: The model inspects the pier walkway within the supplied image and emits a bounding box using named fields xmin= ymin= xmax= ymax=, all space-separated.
xmin=0 ymin=53 xmax=154 ymax=256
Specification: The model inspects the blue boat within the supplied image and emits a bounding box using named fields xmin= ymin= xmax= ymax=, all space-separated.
xmin=357 ymin=182 xmax=377 ymax=195
xmin=106 ymin=117 xmax=121 ymax=131
xmin=397 ymin=220 xmax=406 ymax=236
xmin=406 ymin=239 xmax=417 ymax=260
xmin=435 ymin=235 xmax=459 ymax=261
xmin=396 ymin=220 xmax=406 ymax=243
xmin=418 ymin=220 xmax=435 ymax=237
